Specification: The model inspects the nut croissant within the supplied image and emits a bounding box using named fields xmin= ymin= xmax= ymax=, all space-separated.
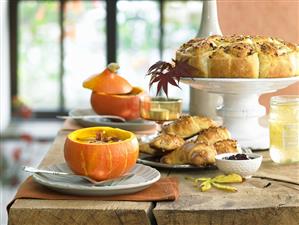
xmin=196 ymin=126 xmax=231 ymax=145
xmin=149 ymin=133 xmax=185 ymax=152
xmin=160 ymin=142 xmax=217 ymax=167
xmin=139 ymin=143 xmax=164 ymax=157
xmin=195 ymin=126 xmax=239 ymax=155
xmin=162 ymin=115 xmax=218 ymax=139
xmin=214 ymin=139 xmax=240 ymax=154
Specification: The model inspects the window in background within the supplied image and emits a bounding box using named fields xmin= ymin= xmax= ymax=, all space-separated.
xmin=163 ymin=0 xmax=202 ymax=109
xmin=18 ymin=1 xmax=60 ymax=111
xmin=12 ymin=0 xmax=202 ymax=116
xmin=117 ymin=0 xmax=160 ymax=91
xmin=63 ymin=1 xmax=106 ymax=109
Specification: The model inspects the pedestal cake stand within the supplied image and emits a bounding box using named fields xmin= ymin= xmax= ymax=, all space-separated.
xmin=182 ymin=77 xmax=299 ymax=149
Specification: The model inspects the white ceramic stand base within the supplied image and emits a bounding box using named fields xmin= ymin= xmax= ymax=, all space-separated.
xmin=182 ymin=77 xmax=299 ymax=149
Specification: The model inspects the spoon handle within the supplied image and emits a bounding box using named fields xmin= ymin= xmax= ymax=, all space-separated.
xmin=23 ymin=166 xmax=135 ymax=186
xmin=23 ymin=166 xmax=70 ymax=176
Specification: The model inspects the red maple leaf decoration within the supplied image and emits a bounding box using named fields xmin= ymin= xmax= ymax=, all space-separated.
xmin=146 ymin=59 xmax=196 ymax=97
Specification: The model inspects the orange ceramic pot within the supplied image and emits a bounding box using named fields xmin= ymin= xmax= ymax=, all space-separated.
xmin=90 ymin=87 xmax=144 ymax=120
xmin=64 ymin=127 xmax=139 ymax=181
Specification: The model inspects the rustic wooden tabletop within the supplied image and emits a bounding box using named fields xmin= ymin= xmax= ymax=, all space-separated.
xmin=8 ymin=120 xmax=299 ymax=225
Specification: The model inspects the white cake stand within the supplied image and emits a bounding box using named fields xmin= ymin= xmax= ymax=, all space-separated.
xmin=182 ymin=77 xmax=299 ymax=149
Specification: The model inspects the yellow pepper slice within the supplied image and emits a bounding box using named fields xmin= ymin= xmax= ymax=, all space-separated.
xmin=212 ymin=174 xmax=243 ymax=183
xmin=211 ymin=182 xmax=238 ymax=192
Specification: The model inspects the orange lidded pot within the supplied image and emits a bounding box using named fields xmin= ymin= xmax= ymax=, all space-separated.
xmin=83 ymin=63 xmax=145 ymax=120
xmin=64 ymin=127 xmax=139 ymax=181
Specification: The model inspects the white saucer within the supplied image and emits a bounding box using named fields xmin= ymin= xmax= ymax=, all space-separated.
xmin=69 ymin=108 xmax=157 ymax=132
xmin=32 ymin=163 xmax=161 ymax=196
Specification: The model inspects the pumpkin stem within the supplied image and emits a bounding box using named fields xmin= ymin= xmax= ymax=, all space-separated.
xmin=107 ymin=63 xmax=120 ymax=73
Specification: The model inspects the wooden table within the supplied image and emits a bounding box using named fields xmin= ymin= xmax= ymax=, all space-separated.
xmin=8 ymin=120 xmax=299 ymax=225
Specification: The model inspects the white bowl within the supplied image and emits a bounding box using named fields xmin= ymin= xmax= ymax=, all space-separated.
xmin=215 ymin=153 xmax=263 ymax=178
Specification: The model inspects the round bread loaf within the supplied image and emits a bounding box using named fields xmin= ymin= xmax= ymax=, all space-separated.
xmin=176 ymin=35 xmax=299 ymax=78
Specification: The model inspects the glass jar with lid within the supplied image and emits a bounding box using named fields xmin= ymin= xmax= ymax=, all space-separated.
xmin=269 ymin=95 xmax=299 ymax=164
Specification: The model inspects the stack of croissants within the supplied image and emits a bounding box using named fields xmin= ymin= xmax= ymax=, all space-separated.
xmin=139 ymin=115 xmax=240 ymax=167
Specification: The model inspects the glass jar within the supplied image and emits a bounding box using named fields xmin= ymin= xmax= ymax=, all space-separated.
xmin=269 ymin=95 xmax=299 ymax=164
xmin=140 ymin=96 xmax=182 ymax=122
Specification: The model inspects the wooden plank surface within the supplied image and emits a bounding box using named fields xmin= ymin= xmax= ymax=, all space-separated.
xmin=154 ymin=152 xmax=299 ymax=225
xmin=10 ymin=199 xmax=154 ymax=225
xmin=8 ymin=131 xmax=154 ymax=225
xmin=8 ymin=122 xmax=299 ymax=225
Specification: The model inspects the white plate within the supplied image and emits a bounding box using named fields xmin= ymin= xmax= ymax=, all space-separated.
xmin=32 ymin=163 xmax=161 ymax=196
xmin=137 ymin=148 xmax=248 ymax=169
xmin=69 ymin=108 xmax=157 ymax=132
xmin=137 ymin=153 xmax=216 ymax=169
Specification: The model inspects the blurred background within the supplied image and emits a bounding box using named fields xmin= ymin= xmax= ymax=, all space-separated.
xmin=0 ymin=0 xmax=298 ymax=224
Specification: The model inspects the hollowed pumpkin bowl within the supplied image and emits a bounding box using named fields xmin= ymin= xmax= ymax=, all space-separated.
xmin=90 ymin=87 xmax=145 ymax=120
xmin=64 ymin=127 xmax=139 ymax=181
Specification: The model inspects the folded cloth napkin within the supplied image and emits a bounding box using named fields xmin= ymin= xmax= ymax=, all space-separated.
xmin=7 ymin=176 xmax=178 ymax=212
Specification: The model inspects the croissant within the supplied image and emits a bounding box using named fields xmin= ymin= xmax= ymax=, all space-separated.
xmin=149 ymin=133 xmax=185 ymax=151
xmin=214 ymin=139 xmax=240 ymax=154
xmin=196 ymin=127 xmax=231 ymax=145
xmin=160 ymin=142 xmax=217 ymax=167
xmin=162 ymin=115 xmax=218 ymax=139
xmin=139 ymin=143 xmax=165 ymax=157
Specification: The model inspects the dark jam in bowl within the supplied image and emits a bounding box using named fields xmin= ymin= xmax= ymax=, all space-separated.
xmin=224 ymin=154 xmax=255 ymax=160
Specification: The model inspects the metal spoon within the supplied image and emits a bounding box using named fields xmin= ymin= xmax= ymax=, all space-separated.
xmin=23 ymin=166 xmax=134 ymax=186
xmin=56 ymin=115 xmax=126 ymax=123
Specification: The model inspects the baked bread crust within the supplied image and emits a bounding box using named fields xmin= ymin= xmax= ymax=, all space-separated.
xmin=162 ymin=115 xmax=218 ymax=139
xmin=176 ymin=38 xmax=217 ymax=77
xmin=213 ymin=139 xmax=239 ymax=154
xmin=196 ymin=126 xmax=231 ymax=145
xmin=209 ymin=43 xmax=259 ymax=78
xmin=139 ymin=143 xmax=164 ymax=157
xmin=176 ymin=35 xmax=298 ymax=78
xmin=257 ymin=42 xmax=295 ymax=78
xmin=149 ymin=133 xmax=185 ymax=151
xmin=160 ymin=142 xmax=217 ymax=167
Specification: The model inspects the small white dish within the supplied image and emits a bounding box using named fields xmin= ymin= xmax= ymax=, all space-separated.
xmin=215 ymin=153 xmax=263 ymax=178
xmin=32 ymin=163 xmax=161 ymax=196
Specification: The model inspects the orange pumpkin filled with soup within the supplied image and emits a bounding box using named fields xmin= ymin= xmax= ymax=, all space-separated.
xmin=64 ymin=127 xmax=139 ymax=181
xmin=83 ymin=63 xmax=145 ymax=120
